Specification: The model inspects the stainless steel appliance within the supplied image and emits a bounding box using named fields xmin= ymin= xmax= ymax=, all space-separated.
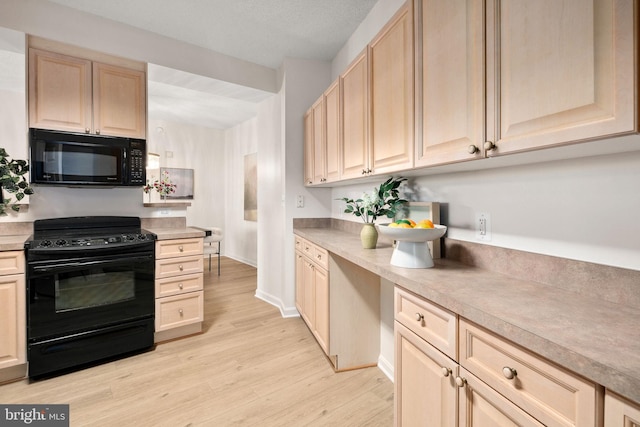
xmin=25 ymin=216 xmax=155 ymax=378
xmin=29 ymin=128 xmax=146 ymax=187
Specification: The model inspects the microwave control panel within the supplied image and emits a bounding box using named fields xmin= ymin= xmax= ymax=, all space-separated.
xmin=129 ymin=141 xmax=146 ymax=185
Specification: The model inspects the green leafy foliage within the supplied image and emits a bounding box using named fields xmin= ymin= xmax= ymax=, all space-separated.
xmin=339 ymin=176 xmax=407 ymax=223
xmin=0 ymin=148 xmax=34 ymax=216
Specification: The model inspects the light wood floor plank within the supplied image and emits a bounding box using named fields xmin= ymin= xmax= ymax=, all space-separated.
xmin=0 ymin=257 xmax=394 ymax=426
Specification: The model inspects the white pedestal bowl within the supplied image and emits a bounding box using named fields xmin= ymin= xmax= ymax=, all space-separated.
xmin=378 ymin=224 xmax=447 ymax=268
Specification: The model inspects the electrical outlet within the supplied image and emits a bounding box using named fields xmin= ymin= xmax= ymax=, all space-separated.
xmin=475 ymin=212 xmax=492 ymax=241
xmin=296 ymin=195 xmax=304 ymax=208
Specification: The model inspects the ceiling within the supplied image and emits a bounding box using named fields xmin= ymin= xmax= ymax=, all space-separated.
xmin=45 ymin=0 xmax=380 ymax=130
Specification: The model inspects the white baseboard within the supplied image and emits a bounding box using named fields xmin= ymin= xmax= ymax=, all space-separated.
xmin=254 ymin=289 xmax=300 ymax=318
xmin=378 ymin=354 xmax=394 ymax=383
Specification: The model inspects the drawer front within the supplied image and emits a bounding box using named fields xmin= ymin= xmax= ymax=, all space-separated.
xmin=0 ymin=251 xmax=25 ymax=276
xmin=155 ymin=291 xmax=203 ymax=331
xmin=302 ymin=239 xmax=315 ymax=259
xmin=395 ymin=287 xmax=457 ymax=360
xmin=156 ymin=238 xmax=203 ymax=259
xmin=155 ymin=272 xmax=203 ymax=298
xmin=155 ymin=255 xmax=203 ymax=279
xmin=459 ymin=319 xmax=597 ymax=427
xmin=313 ymin=246 xmax=329 ymax=270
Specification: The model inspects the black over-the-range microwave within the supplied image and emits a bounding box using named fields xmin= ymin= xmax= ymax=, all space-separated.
xmin=29 ymin=128 xmax=146 ymax=187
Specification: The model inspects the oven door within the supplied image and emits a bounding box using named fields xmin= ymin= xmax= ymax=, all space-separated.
xmin=27 ymin=245 xmax=154 ymax=342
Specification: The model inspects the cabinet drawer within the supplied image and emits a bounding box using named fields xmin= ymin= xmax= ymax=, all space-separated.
xmin=459 ymin=318 xmax=598 ymax=427
xmin=155 ymin=291 xmax=203 ymax=331
xmin=313 ymin=246 xmax=329 ymax=270
xmin=0 ymin=251 xmax=25 ymax=276
xmin=301 ymin=238 xmax=315 ymax=258
xmin=155 ymin=255 xmax=203 ymax=279
xmin=155 ymin=272 xmax=203 ymax=298
xmin=155 ymin=238 xmax=203 ymax=259
xmin=395 ymin=287 xmax=457 ymax=360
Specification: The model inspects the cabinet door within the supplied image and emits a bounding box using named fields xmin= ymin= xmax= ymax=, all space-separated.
xmin=311 ymin=97 xmax=326 ymax=184
xmin=93 ymin=62 xmax=146 ymax=138
xmin=0 ymin=274 xmax=26 ymax=370
xmin=295 ymin=251 xmax=304 ymax=315
xmin=28 ymin=48 xmax=92 ymax=133
xmin=302 ymin=260 xmax=316 ymax=327
xmin=605 ymin=391 xmax=640 ymax=427
xmin=395 ymin=322 xmax=457 ymax=427
xmin=485 ymin=0 xmax=635 ymax=155
xmin=303 ymin=108 xmax=314 ymax=185
xmin=416 ymin=0 xmax=485 ymax=167
xmin=369 ymin=1 xmax=414 ymax=175
xmin=341 ymin=50 xmax=369 ymax=180
xmin=458 ymin=367 xmax=545 ymax=427
xmin=313 ymin=265 xmax=329 ymax=354
xmin=324 ymin=79 xmax=341 ymax=183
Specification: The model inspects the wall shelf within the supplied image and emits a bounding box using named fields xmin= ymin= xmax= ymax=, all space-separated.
xmin=143 ymin=202 xmax=191 ymax=208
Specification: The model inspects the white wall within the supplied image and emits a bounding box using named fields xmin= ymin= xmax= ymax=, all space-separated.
xmin=146 ymin=119 xmax=226 ymax=232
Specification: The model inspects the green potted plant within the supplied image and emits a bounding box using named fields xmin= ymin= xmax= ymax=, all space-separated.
xmin=339 ymin=176 xmax=407 ymax=248
xmin=0 ymin=148 xmax=34 ymax=216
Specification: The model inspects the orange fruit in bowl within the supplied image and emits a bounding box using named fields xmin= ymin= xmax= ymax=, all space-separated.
xmin=407 ymin=219 xmax=416 ymax=226
xmin=415 ymin=219 xmax=434 ymax=229
xmin=398 ymin=223 xmax=413 ymax=229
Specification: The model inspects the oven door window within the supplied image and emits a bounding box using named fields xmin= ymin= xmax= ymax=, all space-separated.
xmin=55 ymin=267 xmax=135 ymax=312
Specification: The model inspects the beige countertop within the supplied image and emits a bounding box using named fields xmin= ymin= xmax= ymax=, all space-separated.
xmin=294 ymin=227 xmax=640 ymax=404
xmin=147 ymin=227 xmax=205 ymax=240
xmin=0 ymin=234 xmax=31 ymax=251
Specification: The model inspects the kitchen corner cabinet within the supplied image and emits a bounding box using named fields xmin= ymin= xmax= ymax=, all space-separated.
xmin=303 ymin=80 xmax=341 ymax=186
xmin=605 ymin=391 xmax=640 ymax=426
xmin=395 ymin=286 xmax=600 ymax=427
xmin=154 ymin=238 xmax=204 ymax=342
xmin=29 ymin=48 xmax=146 ymax=139
xmin=416 ymin=0 xmax=636 ymax=167
xmin=303 ymin=96 xmax=325 ymax=186
xmin=295 ymin=236 xmax=380 ymax=370
xmin=0 ymin=251 xmax=26 ymax=383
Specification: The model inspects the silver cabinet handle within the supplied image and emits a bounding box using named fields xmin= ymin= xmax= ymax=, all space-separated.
xmin=455 ymin=376 xmax=467 ymax=388
xmin=468 ymin=145 xmax=479 ymax=154
xmin=441 ymin=367 xmax=451 ymax=377
xmin=484 ymin=141 xmax=496 ymax=151
xmin=178 ymin=245 xmax=184 ymax=252
xmin=179 ymin=265 xmax=184 ymax=271
xmin=85 ymin=128 xmax=91 ymax=134
xmin=502 ymin=366 xmax=517 ymax=380
xmin=415 ymin=313 xmax=424 ymax=322
xmin=95 ymin=129 xmax=101 ymax=135
xmin=179 ymin=309 xmax=184 ymax=316
xmin=178 ymin=283 xmax=183 ymax=289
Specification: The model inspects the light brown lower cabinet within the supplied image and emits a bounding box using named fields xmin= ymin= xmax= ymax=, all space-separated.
xmin=604 ymin=391 xmax=640 ymax=426
xmin=154 ymin=238 xmax=204 ymax=342
xmin=295 ymin=236 xmax=380 ymax=371
xmin=295 ymin=236 xmax=329 ymax=354
xmin=395 ymin=286 xmax=601 ymax=427
xmin=0 ymin=251 xmax=26 ymax=383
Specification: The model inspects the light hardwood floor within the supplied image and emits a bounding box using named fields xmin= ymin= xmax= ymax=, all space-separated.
xmin=0 ymin=258 xmax=394 ymax=426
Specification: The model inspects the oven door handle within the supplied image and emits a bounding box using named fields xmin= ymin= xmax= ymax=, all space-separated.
xmin=30 ymin=254 xmax=154 ymax=274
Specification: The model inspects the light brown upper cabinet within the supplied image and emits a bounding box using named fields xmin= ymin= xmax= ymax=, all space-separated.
xmin=340 ymin=50 xmax=369 ymax=180
xmin=304 ymin=80 xmax=341 ymax=185
xmin=303 ymin=96 xmax=325 ymax=185
xmin=416 ymin=0 xmax=636 ymax=167
xmin=324 ymin=79 xmax=341 ymax=183
xmin=368 ymin=1 xmax=414 ymax=175
xmin=29 ymin=48 xmax=146 ymax=139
